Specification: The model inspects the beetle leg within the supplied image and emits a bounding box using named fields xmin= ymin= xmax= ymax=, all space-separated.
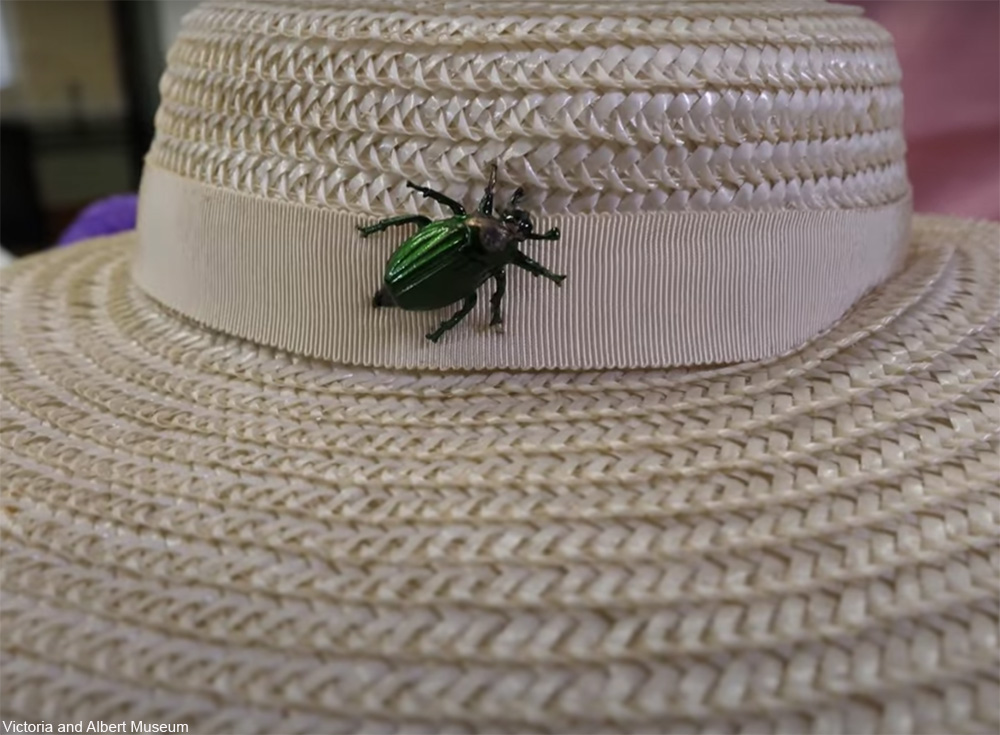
xmin=489 ymin=269 xmax=507 ymax=327
xmin=426 ymin=292 xmax=478 ymax=343
xmin=526 ymin=227 xmax=561 ymax=241
xmin=513 ymin=251 xmax=566 ymax=286
xmin=357 ymin=215 xmax=432 ymax=238
xmin=509 ymin=187 xmax=525 ymax=210
xmin=372 ymin=287 xmax=395 ymax=308
xmin=406 ymin=182 xmax=466 ymax=216
xmin=478 ymin=162 xmax=499 ymax=216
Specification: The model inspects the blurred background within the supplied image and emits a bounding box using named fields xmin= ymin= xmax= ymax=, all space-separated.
xmin=0 ymin=0 xmax=197 ymax=261
xmin=0 ymin=0 xmax=997 ymax=266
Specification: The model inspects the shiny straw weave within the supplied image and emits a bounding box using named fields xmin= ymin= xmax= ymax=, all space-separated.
xmin=2 ymin=215 xmax=998 ymax=733
xmin=2 ymin=0 xmax=1000 ymax=732
xmin=152 ymin=0 xmax=908 ymax=215
xmin=133 ymin=0 xmax=915 ymax=371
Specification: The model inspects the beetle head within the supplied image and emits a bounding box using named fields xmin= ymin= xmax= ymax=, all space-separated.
xmin=501 ymin=208 xmax=534 ymax=239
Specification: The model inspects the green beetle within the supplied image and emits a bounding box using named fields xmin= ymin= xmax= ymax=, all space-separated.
xmin=358 ymin=163 xmax=565 ymax=343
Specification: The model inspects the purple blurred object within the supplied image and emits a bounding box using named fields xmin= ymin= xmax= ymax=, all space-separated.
xmin=57 ymin=194 xmax=139 ymax=246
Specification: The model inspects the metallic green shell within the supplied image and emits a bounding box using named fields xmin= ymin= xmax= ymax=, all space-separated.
xmin=385 ymin=217 xmax=470 ymax=285
xmin=381 ymin=215 xmax=513 ymax=310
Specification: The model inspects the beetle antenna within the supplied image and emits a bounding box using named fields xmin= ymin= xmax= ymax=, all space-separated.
xmin=509 ymin=187 xmax=525 ymax=210
xmin=478 ymin=161 xmax=499 ymax=215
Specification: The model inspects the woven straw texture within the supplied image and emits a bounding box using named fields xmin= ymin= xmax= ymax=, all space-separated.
xmin=153 ymin=0 xmax=907 ymax=215
xmin=3 ymin=0 xmax=1000 ymax=732
xmin=2 ymin=214 xmax=998 ymax=733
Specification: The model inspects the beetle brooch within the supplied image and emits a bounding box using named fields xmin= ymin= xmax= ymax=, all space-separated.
xmin=357 ymin=163 xmax=565 ymax=343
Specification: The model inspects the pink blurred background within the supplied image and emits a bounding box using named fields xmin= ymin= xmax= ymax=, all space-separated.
xmin=854 ymin=0 xmax=1000 ymax=221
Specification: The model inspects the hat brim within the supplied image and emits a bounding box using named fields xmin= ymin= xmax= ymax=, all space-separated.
xmin=1 ymin=215 xmax=998 ymax=733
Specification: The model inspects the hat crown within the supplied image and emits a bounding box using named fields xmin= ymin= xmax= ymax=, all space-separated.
xmin=135 ymin=0 xmax=912 ymax=370
xmin=151 ymin=0 xmax=906 ymax=217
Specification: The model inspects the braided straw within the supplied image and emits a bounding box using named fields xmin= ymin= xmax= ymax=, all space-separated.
xmin=151 ymin=0 xmax=907 ymax=214
xmin=2 ymin=215 xmax=998 ymax=732
xmin=134 ymin=0 xmax=916 ymax=370
xmin=2 ymin=0 xmax=999 ymax=732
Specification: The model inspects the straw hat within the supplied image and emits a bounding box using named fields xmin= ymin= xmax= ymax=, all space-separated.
xmin=2 ymin=1 xmax=998 ymax=732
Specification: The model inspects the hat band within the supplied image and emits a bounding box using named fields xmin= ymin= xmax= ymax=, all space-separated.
xmin=134 ymin=166 xmax=911 ymax=370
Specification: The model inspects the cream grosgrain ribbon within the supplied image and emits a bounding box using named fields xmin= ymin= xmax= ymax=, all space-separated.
xmin=133 ymin=166 xmax=911 ymax=370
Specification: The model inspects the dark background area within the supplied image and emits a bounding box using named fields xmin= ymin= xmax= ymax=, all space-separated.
xmin=0 ymin=0 xmax=196 ymax=256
